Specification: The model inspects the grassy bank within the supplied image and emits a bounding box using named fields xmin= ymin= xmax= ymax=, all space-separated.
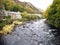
xmin=0 ymin=20 xmax=22 ymax=35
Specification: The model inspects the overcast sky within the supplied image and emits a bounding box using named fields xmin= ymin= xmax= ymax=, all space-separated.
xmin=19 ymin=0 xmax=53 ymax=11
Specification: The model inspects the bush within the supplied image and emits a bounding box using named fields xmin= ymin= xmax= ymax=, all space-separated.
xmin=21 ymin=11 xmax=28 ymax=18
xmin=5 ymin=15 xmax=11 ymax=20
xmin=45 ymin=0 xmax=60 ymax=28
xmin=15 ymin=18 xmax=28 ymax=22
xmin=0 ymin=20 xmax=5 ymax=30
xmin=24 ymin=14 xmax=40 ymax=20
xmin=0 ymin=19 xmax=15 ymax=30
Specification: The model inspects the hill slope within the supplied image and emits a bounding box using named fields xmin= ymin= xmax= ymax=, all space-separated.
xmin=0 ymin=0 xmax=42 ymax=14
xmin=13 ymin=0 xmax=42 ymax=14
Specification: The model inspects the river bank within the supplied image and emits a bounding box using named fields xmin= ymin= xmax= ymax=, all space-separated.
xmin=0 ymin=21 xmax=23 ymax=35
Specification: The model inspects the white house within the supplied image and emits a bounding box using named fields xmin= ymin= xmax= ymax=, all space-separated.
xmin=3 ymin=10 xmax=22 ymax=19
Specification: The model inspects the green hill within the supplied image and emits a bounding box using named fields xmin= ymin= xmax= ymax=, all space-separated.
xmin=0 ymin=0 xmax=42 ymax=14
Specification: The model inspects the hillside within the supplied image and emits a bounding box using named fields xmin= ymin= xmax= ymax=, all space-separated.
xmin=13 ymin=0 xmax=43 ymax=14
xmin=0 ymin=0 xmax=42 ymax=14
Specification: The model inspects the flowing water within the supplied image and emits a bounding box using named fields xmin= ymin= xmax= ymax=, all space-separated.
xmin=0 ymin=19 xmax=60 ymax=45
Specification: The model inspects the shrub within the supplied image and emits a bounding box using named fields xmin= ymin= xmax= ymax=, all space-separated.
xmin=24 ymin=14 xmax=40 ymax=20
xmin=0 ymin=19 xmax=15 ymax=30
xmin=45 ymin=0 xmax=60 ymax=28
xmin=5 ymin=15 xmax=11 ymax=20
xmin=0 ymin=20 xmax=5 ymax=30
xmin=21 ymin=11 xmax=28 ymax=18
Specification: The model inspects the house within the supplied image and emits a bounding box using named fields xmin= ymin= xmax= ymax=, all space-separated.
xmin=3 ymin=10 xmax=22 ymax=19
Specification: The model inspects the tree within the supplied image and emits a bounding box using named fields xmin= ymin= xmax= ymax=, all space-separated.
xmin=45 ymin=0 xmax=60 ymax=28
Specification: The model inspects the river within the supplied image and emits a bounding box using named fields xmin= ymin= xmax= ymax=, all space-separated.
xmin=0 ymin=19 xmax=60 ymax=45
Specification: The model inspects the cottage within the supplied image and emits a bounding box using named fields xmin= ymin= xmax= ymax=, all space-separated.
xmin=3 ymin=10 xmax=22 ymax=19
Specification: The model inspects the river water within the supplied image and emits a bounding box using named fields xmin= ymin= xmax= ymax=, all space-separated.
xmin=0 ymin=19 xmax=60 ymax=45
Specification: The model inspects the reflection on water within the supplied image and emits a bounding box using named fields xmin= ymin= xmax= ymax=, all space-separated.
xmin=0 ymin=19 xmax=60 ymax=45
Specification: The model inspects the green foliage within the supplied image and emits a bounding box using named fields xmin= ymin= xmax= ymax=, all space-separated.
xmin=0 ymin=19 xmax=15 ymax=29
xmin=25 ymin=15 xmax=39 ymax=20
xmin=45 ymin=0 xmax=60 ymax=28
xmin=3 ymin=0 xmax=15 ymax=10
xmin=11 ymin=4 xmax=25 ymax=12
xmin=2 ymin=0 xmax=25 ymax=12
xmin=0 ymin=20 xmax=5 ymax=30
xmin=21 ymin=13 xmax=40 ymax=21
xmin=21 ymin=11 xmax=40 ymax=20
xmin=0 ymin=0 xmax=40 ymax=14
xmin=21 ymin=11 xmax=28 ymax=18
xmin=5 ymin=15 xmax=11 ymax=20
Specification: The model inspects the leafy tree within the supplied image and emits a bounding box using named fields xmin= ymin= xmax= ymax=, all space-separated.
xmin=45 ymin=0 xmax=60 ymax=28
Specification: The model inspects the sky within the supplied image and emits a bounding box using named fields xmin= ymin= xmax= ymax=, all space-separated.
xmin=19 ymin=0 xmax=53 ymax=11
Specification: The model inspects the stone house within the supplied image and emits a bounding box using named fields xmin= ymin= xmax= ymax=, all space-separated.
xmin=3 ymin=10 xmax=22 ymax=19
